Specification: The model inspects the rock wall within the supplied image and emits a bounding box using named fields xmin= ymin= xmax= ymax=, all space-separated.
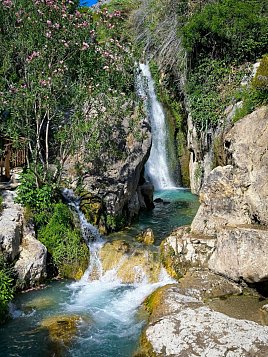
xmin=161 ymin=106 xmax=268 ymax=284
xmin=0 ymin=191 xmax=47 ymax=289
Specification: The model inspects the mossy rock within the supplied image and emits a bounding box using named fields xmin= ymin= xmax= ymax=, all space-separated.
xmin=60 ymin=259 xmax=88 ymax=280
xmin=80 ymin=191 xmax=103 ymax=226
xmin=160 ymin=241 xmax=183 ymax=281
xmin=23 ymin=296 xmax=55 ymax=311
xmin=99 ymin=240 xmax=161 ymax=283
xmin=252 ymin=55 xmax=268 ymax=91
xmin=134 ymin=330 xmax=157 ymax=357
xmin=136 ymin=229 xmax=155 ymax=245
xmin=40 ymin=315 xmax=82 ymax=345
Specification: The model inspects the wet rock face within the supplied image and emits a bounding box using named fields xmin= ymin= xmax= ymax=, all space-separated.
xmin=141 ymin=286 xmax=268 ymax=357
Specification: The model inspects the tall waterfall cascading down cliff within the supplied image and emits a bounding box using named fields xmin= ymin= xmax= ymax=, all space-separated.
xmin=137 ymin=63 xmax=177 ymax=190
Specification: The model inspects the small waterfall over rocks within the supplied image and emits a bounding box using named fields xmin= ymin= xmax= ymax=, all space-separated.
xmin=60 ymin=188 xmax=174 ymax=355
xmin=137 ymin=63 xmax=177 ymax=190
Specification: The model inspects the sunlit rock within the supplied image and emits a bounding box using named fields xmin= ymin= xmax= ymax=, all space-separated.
xmin=99 ymin=239 xmax=161 ymax=283
xmin=138 ymin=285 xmax=268 ymax=356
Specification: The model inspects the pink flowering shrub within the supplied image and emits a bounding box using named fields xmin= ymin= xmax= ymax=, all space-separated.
xmin=0 ymin=0 xmax=136 ymax=183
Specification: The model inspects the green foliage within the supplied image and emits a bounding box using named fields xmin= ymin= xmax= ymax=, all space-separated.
xmin=106 ymin=213 xmax=126 ymax=231
xmin=232 ymin=86 xmax=267 ymax=123
xmin=182 ymin=0 xmax=268 ymax=63
xmin=0 ymin=255 xmax=14 ymax=323
xmin=16 ymin=169 xmax=59 ymax=213
xmin=37 ymin=203 xmax=89 ymax=279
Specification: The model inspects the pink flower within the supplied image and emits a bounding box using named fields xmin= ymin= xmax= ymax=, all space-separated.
xmin=46 ymin=31 xmax=52 ymax=38
xmin=2 ymin=0 xmax=13 ymax=8
xmin=81 ymin=42 xmax=89 ymax=51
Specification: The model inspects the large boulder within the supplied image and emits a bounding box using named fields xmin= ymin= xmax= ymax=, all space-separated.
xmin=139 ymin=285 xmax=268 ymax=357
xmin=160 ymin=226 xmax=215 ymax=279
xmin=14 ymin=224 xmax=47 ymax=288
xmin=0 ymin=191 xmax=47 ymax=289
xmin=209 ymin=225 xmax=268 ymax=283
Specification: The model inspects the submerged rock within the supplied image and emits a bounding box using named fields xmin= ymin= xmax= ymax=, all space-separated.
xmin=40 ymin=315 xmax=82 ymax=345
xmin=139 ymin=285 xmax=268 ymax=357
xmin=23 ymin=296 xmax=55 ymax=311
xmin=99 ymin=239 xmax=161 ymax=283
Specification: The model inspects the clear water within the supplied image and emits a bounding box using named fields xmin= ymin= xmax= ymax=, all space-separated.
xmin=112 ymin=189 xmax=199 ymax=245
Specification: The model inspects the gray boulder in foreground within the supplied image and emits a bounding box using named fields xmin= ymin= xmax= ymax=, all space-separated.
xmin=142 ymin=286 xmax=268 ymax=357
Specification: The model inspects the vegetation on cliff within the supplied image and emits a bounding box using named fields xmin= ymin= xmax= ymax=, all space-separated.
xmin=133 ymin=0 xmax=268 ymax=132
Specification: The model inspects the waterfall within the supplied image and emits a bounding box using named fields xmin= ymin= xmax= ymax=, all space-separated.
xmin=137 ymin=63 xmax=176 ymax=190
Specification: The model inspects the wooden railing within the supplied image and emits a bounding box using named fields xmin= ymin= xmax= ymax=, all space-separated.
xmin=0 ymin=137 xmax=27 ymax=181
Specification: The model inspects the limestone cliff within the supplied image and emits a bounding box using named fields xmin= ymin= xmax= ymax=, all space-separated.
xmin=161 ymin=106 xmax=268 ymax=284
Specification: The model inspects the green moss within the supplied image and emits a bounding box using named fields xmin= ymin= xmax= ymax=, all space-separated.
xmin=133 ymin=330 xmax=157 ymax=357
xmin=252 ymin=55 xmax=268 ymax=91
xmin=160 ymin=243 xmax=183 ymax=280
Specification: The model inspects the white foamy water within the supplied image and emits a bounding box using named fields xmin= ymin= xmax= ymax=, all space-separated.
xmin=137 ymin=63 xmax=176 ymax=190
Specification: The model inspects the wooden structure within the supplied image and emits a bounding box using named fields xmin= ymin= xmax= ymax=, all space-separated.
xmin=0 ymin=136 xmax=27 ymax=181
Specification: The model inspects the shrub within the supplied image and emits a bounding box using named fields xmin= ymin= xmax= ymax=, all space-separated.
xmin=182 ymin=0 xmax=268 ymax=63
xmin=0 ymin=256 xmax=14 ymax=323
xmin=16 ymin=169 xmax=59 ymax=213
xmin=37 ymin=203 xmax=89 ymax=279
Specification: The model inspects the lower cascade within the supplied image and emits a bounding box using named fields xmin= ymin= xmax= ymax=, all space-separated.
xmin=1 ymin=190 xmax=174 ymax=357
